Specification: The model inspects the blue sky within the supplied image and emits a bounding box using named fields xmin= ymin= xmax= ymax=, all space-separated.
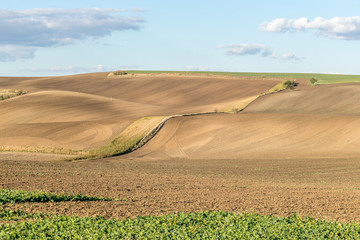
xmin=1 ymin=0 xmax=360 ymax=76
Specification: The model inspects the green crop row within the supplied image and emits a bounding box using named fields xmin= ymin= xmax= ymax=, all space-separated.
xmin=0 ymin=209 xmax=45 ymax=222
xmin=0 ymin=189 xmax=111 ymax=204
xmin=1 ymin=210 xmax=359 ymax=239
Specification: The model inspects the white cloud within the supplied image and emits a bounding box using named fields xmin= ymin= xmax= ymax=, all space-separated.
xmin=131 ymin=8 xmax=146 ymax=12
xmin=184 ymin=65 xmax=219 ymax=71
xmin=221 ymin=43 xmax=302 ymax=61
xmin=96 ymin=64 xmax=104 ymax=71
xmin=0 ymin=8 xmax=145 ymax=61
xmin=260 ymin=18 xmax=289 ymax=32
xmin=28 ymin=64 xmax=139 ymax=73
xmin=260 ymin=16 xmax=360 ymax=40
xmin=29 ymin=65 xmax=92 ymax=73
xmin=0 ymin=45 xmax=35 ymax=62
xmin=282 ymin=52 xmax=303 ymax=61
xmin=223 ymin=44 xmax=273 ymax=57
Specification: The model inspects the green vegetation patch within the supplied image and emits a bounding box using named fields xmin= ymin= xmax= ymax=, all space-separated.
xmin=94 ymin=116 xmax=165 ymax=157
xmin=266 ymin=79 xmax=295 ymax=94
xmin=112 ymin=70 xmax=127 ymax=75
xmin=107 ymin=70 xmax=128 ymax=78
xmin=0 ymin=189 xmax=111 ymax=204
xmin=0 ymin=210 xmax=360 ymax=239
xmin=126 ymin=70 xmax=360 ymax=85
xmin=0 ymin=209 xmax=44 ymax=224
xmin=0 ymin=89 xmax=26 ymax=101
xmin=309 ymin=77 xmax=319 ymax=85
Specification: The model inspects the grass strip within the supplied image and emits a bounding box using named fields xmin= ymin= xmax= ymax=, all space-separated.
xmin=69 ymin=116 xmax=165 ymax=160
xmin=124 ymin=70 xmax=360 ymax=85
xmin=93 ymin=116 xmax=165 ymax=158
xmin=266 ymin=79 xmax=295 ymax=94
xmin=0 ymin=210 xmax=359 ymax=239
xmin=0 ymin=189 xmax=111 ymax=204
xmin=0 ymin=89 xmax=26 ymax=101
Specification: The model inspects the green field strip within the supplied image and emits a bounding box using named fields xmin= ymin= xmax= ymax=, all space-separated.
xmin=124 ymin=70 xmax=360 ymax=85
xmin=0 ymin=189 xmax=111 ymax=204
xmin=0 ymin=210 xmax=359 ymax=239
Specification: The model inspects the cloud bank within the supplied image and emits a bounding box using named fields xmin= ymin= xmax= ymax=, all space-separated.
xmin=184 ymin=65 xmax=220 ymax=71
xmin=0 ymin=8 xmax=145 ymax=61
xmin=0 ymin=45 xmax=35 ymax=62
xmin=260 ymin=16 xmax=360 ymax=40
xmin=28 ymin=64 xmax=139 ymax=73
xmin=282 ymin=52 xmax=303 ymax=61
xmin=224 ymin=44 xmax=272 ymax=57
xmin=221 ymin=44 xmax=301 ymax=61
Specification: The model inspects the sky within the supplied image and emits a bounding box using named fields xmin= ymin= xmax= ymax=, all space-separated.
xmin=1 ymin=0 xmax=360 ymax=76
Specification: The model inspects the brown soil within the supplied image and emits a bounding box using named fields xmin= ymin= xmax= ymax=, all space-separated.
xmin=0 ymin=152 xmax=74 ymax=161
xmin=2 ymin=73 xmax=360 ymax=223
xmin=1 ymin=157 xmax=360 ymax=223
xmin=127 ymin=113 xmax=360 ymax=160
xmin=0 ymin=73 xmax=278 ymax=151
xmin=244 ymin=82 xmax=360 ymax=116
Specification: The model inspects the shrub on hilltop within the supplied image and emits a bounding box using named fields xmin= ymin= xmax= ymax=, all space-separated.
xmin=309 ymin=77 xmax=318 ymax=85
xmin=113 ymin=70 xmax=127 ymax=76
xmin=283 ymin=80 xmax=295 ymax=89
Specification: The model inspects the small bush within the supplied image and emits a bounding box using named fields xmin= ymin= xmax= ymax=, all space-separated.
xmin=113 ymin=70 xmax=127 ymax=76
xmin=283 ymin=80 xmax=295 ymax=89
xmin=309 ymin=77 xmax=318 ymax=85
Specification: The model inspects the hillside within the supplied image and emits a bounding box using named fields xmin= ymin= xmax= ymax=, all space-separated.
xmin=0 ymin=72 xmax=279 ymax=153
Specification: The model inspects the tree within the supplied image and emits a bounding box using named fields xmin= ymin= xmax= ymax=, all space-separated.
xmin=283 ymin=80 xmax=295 ymax=89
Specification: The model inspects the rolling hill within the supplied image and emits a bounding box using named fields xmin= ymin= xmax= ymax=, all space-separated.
xmin=0 ymin=72 xmax=279 ymax=153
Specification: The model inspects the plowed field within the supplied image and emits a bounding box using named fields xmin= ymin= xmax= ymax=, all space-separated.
xmin=1 ymin=72 xmax=360 ymax=223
